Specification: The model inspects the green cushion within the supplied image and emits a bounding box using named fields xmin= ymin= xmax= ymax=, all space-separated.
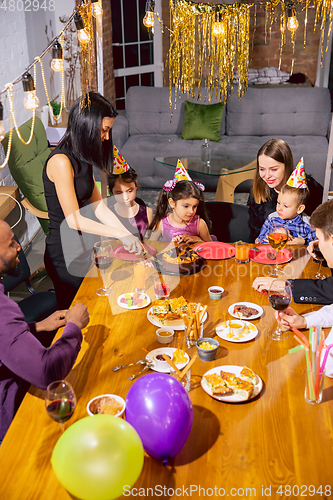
xmin=180 ymin=100 xmax=224 ymax=142
xmin=2 ymin=117 xmax=51 ymax=234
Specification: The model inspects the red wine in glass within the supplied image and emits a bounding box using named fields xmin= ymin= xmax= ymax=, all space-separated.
xmin=45 ymin=380 xmax=76 ymax=432
xmin=312 ymin=242 xmax=325 ymax=279
xmin=92 ymin=241 xmax=114 ymax=295
xmin=268 ymin=279 xmax=292 ymax=341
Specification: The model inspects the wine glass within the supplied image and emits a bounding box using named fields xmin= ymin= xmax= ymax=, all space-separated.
xmin=312 ymin=242 xmax=326 ymax=280
xmin=45 ymin=380 xmax=76 ymax=433
xmin=268 ymin=279 xmax=292 ymax=341
xmin=92 ymin=240 xmax=114 ymax=296
xmin=268 ymin=223 xmax=289 ymax=276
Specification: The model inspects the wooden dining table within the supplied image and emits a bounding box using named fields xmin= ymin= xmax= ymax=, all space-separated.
xmin=0 ymin=243 xmax=332 ymax=500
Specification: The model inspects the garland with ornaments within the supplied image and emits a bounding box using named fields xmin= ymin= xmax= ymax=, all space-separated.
xmin=0 ymin=0 xmax=101 ymax=169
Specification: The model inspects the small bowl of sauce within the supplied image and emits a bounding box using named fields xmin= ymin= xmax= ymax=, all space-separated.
xmin=156 ymin=327 xmax=174 ymax=344
xmin=208 ymin=286 xmax=224 ymax=300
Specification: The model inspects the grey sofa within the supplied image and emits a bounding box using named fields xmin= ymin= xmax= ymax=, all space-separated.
xmin=112 ymin=86 xmax=331 ymax=190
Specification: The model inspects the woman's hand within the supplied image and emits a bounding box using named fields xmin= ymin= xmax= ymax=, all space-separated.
xmin=121 ymin=234 xmax=143 ymax=255
xmin=275 ymin=307 xmax=307 ymax=330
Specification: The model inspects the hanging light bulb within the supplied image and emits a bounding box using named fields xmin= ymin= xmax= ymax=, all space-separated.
xmin=0 ymin=101 xmax=5 ymax=142
xmin=287 ymin=4 xmax=299 ymax=32
xmin=143 ymin=0 xmax=154 ymax=29
xmin=51 ymin=41 xmax=64 ymax=72
xmin=91 ymin=0 xmax=103 ymax=18
xmin=22 ymin=73 xmax=39 ymax=110
xmin=74 ymin=11 xmax=91 ymax=44
xmin=212 ymin=22 xmax=225 ymax=37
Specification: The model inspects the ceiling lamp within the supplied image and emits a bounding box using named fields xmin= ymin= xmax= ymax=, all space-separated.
xmin=51 ymin=41 xmax=64 ymax=72
xmin=91 ymin=0 xmax=103 ymax=18
xmin=287 ymin=4 xmax=299 ymax=32
xmin=0 ymin=101 xmax=5 ymax=142
xmin=143 ymin=0 xmax=154 ymax=29
xmin=22 ymin=73 xmax=39 ymax=110
xmin=74 ymin=11 xmax=91 ymax=44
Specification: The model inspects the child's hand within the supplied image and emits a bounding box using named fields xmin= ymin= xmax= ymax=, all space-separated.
xmin=181 ymin=234 xmax=202 ymax=243
xmin=288 ymin=236 xmax=305 ymax=245
xmin=172 ymin=235 xmax=185 ymax=244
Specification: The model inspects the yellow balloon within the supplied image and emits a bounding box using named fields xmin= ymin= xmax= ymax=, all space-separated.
xmin=51 ymin=415 xmax=144 ymax=500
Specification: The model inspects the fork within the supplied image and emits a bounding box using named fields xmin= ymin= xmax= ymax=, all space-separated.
xmin=128 ymin=363 xmax=153 ymax=381
xmin=112 ymin=359 xmax=149 ymax=372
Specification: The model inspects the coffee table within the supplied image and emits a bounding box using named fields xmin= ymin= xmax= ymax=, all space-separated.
xmin=155 ymin=154 xmax=256 ymax=203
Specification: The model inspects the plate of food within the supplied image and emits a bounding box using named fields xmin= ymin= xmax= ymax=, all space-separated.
xmin=111 ymin=243 xmax=157 ymax=261
xmin=228 ymin=302 xmax=263 ymax=320
xmin=147 ymin=296 xmax=208 ymax=330
xmin=154 ymin=243 xmax=205 ymax=276
xmin=192 ymin=242 xmax=235 ymax=260
xmin=117 ymin=292 xmax=151 ymax=310
xmin=201 ymin=365 xmax=263 ymax=402
xmin=249 ymin=245 xmax=292 ymax=265
xmin=146 ymin=347 xmax=190 ymax=373
xmin=215 ymin=320 xmax=258 ymax=343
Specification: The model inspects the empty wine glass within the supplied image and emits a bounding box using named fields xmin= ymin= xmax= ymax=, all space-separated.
xmin=45 ymin=380 xmax=76 ymax=433
xmin=312 ymin=242 xmax=325 ymax=280
xmin=268 ymin=223 xmax=289 ymax=276
xmin=92 ymin=240 xmax=114 ymax=296
xmin=268 ymin=279 xmax=292 ymax=341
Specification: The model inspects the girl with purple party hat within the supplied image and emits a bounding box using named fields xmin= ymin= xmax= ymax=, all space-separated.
xmin=148 ymin=160 xmax=213 ymax=243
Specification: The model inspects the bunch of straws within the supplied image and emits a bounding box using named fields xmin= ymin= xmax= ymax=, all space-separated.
xmin=289 ymin=326 xmax=333 ymax=402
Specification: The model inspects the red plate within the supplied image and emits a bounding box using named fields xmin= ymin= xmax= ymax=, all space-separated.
xmin=111 ymin=243 xmax=157 ymax=261
xmin=249 ymin=245 xmax=292 ymax=265
xmin=192 ymin=242 xmax=235 ymax=260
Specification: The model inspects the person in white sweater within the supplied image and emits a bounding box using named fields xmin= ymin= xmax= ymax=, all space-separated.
xmin=277 ymin=198 xmax=333 ymax=377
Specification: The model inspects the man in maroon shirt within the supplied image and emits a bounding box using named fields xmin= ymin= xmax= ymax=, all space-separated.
xmin=0 ymin=220 xmax=89 ymax=441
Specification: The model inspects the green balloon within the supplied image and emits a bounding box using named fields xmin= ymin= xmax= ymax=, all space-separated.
xmin=51 ymin=415 xmax=144 ymax=500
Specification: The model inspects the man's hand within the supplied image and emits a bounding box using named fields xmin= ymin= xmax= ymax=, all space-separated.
xmin=252 ymin=277 xmax=281 ymax=294
xmin=307 ymin=239 xmax=318 ymax=259
xmin=276 ymin=307 xmax=307 ymax=330
xmin=35 ymin=310 xmax=67 ymax=332
xmin=66 ymin=303 xmax=89 ymax=330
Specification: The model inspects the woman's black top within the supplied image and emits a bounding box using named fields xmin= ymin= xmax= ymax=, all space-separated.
xmin=247 ymin=174 xmax=323 ymax=242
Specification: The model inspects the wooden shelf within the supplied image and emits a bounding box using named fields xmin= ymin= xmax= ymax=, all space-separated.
xmin=0 ymin=186 xmax=20 ymax=220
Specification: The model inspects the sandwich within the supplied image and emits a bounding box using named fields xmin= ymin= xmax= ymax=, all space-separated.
xmin=152 ymin=300 xmax=169 ymax=315
xmin=239 ymin=366 xmax=259 ymax=385
xmin=203 ymin=373 xmax=234 ymax=396
xmin=150 ymin=296 xmax=190 ymax=327
xmin=220 ymin=370 xmax=254 ymax=400
xmin=168 ymin=297 xmax=188 ymax=313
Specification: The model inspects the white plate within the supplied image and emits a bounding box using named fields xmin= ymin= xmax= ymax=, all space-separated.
xmin=216 ymin=320 xmax=258 ymax=343
xmin=117 ymin=293 xmax=151 ymax=310
xmin=146 ymin=347 xmax=190 ymax=373
xmin=228 ymin=302 xmax=263 ymax=320
xmin=147 ymin=306 xmax=208 ymax=331
xmin=201 ymin=365 xmax=263 ymax=403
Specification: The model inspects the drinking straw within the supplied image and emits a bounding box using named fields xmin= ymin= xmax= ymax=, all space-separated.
xmin=320 ymin=343 xmax=333 ymax=374
xmin=293 ymin=335 xmax=316 ymax=400
xmin=289 ymin=345 xmax=304 ymax=354
xmin=292 ymin=327 xmax=310 ymax=347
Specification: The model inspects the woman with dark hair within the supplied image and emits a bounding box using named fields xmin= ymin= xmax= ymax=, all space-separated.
xmin=43 ymin=92 xmax=142 ymax=309
xmin=247 ymin=138 xmax=323 ymax=242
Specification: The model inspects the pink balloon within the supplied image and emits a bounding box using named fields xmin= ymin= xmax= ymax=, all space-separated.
xmin=125 ymin=373 xmax=193 ymax=462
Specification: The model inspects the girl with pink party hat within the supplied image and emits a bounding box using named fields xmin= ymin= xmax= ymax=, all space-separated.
xmin=148 ymin=160 xmax=213 ymax=243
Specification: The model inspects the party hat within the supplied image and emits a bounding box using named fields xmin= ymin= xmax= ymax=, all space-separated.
xmin=112 ymin=145 xmax=130 ymax=174
xmin=173 ymin=159 xmax=193 ymax=182
xmin=286 ymin=157 xmax=307 ymax=188
xmin=163 ymin=159 xmax=205 ymax=192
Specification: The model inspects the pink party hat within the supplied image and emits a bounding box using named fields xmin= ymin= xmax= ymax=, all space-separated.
xmin=286 ymin=157 xmax=307 ymax=188
xmin=112 ymin=145 xmax=130 ymax=174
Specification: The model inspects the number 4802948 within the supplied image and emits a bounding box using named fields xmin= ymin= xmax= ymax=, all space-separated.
xmin=277 ymin=485 xmax=331 ymax=497
xmin=0 ymin=1 xmax=55 ymax=11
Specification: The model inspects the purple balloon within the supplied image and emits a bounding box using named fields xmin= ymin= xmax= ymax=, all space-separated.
xmin=125 ymin=373 xmax=193 ymax=461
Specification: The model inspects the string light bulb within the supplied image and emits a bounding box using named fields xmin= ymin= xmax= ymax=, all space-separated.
xmin=74 ymin=11 xmax=91 ymax=44
xmin=287 ymin=4 xmax=299 ymax=32
xmin=212 ymin=22 xmax=225 ymax=37
xmin=91 ymin=0 xmax=103 ymax=18
xmin=0 ymin=101 xmax=5 ymax=142
xmin=143 ymin=0 xmax=154 ymax=29
xmin=22 ymin=73 xmax=39 ymax=110
xmin=51 ymin=41 xmax=64 ymax=72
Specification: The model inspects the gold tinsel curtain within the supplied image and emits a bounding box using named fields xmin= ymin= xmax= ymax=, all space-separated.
xmin=167 ymin=0 xmax=333 ymax=111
